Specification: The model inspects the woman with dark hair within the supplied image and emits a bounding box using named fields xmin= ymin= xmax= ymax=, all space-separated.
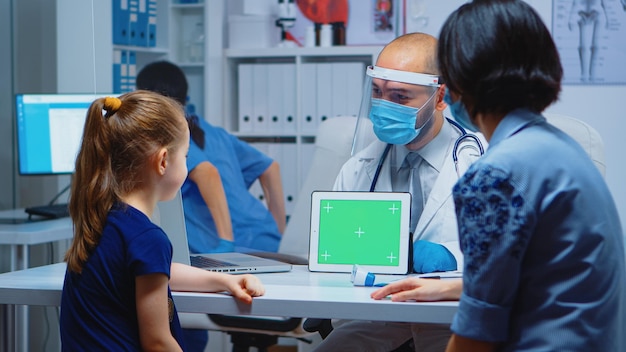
xmin=373 ymin=1 xmax=625 ymax=351
xmin=439 ymin=0 xmax=624 ymax=351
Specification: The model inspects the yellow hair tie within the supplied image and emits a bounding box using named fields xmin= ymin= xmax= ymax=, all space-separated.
xmin=103 ymin=96 xmax=122 ymax=113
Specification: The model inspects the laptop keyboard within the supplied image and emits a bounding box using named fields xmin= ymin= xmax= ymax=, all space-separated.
xmin=190 ymin=256 xmax=238 ymax=268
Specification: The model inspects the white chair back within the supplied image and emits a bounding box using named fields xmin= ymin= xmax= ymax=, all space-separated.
xmin=544 ymin=113 xmax=606 ymax=177
xmin=279 ymin=116 xmax=361 ymax=257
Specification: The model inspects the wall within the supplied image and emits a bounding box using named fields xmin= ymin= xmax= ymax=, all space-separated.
xmin=8 ymin=2 xmax=65 ymax=351
xmin=13 ymin=0 xmax=61 ymax=210
xmin=0 ymin=0 xmax=14 ymax=275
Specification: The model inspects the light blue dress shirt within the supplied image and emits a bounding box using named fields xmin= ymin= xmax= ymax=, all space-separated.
xmin=451 ymin=109 xmax=625 ymax=351
xmin=182 ymin=118 xmax=281 ymax=253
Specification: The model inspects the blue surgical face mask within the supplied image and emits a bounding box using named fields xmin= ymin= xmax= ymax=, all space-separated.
xmin=370 ymin=98 xmax=427 ymax=145
xmin=443 ymin=88 xmax=479 ymax=132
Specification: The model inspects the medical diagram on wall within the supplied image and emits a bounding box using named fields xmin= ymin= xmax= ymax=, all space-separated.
xmin=552 ymin=0 xmax=626 ymax=84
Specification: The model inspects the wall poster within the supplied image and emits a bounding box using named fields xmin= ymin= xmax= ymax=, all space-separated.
xmin=552 ymin=0 xmax=626 ymax=84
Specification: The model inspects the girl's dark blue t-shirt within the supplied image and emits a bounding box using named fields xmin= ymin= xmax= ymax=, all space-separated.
xmin=60 ymin=204 xmax=185 ymax=351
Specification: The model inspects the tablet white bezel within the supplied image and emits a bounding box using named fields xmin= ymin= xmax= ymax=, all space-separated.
xmin=308 ymin=191 xmax=411 ymax=274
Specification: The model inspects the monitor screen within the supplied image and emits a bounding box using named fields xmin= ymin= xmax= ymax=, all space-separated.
xmin=15 ymin=93 xmax=110 ymax=175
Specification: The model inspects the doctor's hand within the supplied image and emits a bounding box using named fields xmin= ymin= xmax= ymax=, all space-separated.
xmin=370 ymin=277 xmax=462 ymax=302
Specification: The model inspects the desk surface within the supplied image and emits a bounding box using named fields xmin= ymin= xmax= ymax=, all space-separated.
xmin=0 ymin=209 xmax=73 ymax=245
xmin=0 ymin=263 xmax=458 ymax=324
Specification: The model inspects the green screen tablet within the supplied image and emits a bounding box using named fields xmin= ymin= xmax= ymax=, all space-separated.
xmin=308 ymin=191 xmax=411 ymax=274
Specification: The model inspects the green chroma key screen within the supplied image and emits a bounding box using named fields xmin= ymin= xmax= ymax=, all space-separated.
xmin=317 ymin=199 xmax=402 ymax=266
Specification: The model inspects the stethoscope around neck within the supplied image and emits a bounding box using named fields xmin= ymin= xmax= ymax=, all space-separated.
xmin=369 ymin=118 xmax=485 ymax=192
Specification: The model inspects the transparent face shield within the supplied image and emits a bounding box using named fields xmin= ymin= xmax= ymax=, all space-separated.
xmin=351 ymin=65 xmax=441 ymax=156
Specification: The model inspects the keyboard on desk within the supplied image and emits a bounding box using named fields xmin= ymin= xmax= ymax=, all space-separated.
xmin=24 ymin=203 xmax=70 ymax=219
xmin=190 ymin=256 xmax=237 ymax=268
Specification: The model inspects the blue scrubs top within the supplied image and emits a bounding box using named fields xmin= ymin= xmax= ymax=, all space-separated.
xmin=451 ymin=109 xmax=626 ymax=351
xmin=182 ymin=118 xmax=281 ymax=253
xmin=60 ymin=204 xmax=185 ymax=351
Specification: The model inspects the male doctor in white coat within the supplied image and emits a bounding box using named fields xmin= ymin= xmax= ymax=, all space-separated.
xmin=312 ymin=33 xmax=483 ymax=352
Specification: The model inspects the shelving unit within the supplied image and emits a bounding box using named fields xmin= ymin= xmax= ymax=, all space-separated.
xmin=223 ymin=46 xmax=382 ymax=216
xmin=168 ymin=1 xmax=207 ymax=116
xmin=108 ymin=1 xmax=209 ymax=116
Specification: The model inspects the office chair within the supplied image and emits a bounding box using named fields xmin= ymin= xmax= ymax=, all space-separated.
xmin=544 ymin=113 xmax=606 ymax=177
xmin=278 ymin=115 xmax=364 ymax=258
xmin=178 ymin=115 xmax=363 ymax=352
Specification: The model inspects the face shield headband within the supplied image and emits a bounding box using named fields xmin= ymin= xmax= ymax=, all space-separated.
xmin=351 ymin=66 xmax=442 ymax=154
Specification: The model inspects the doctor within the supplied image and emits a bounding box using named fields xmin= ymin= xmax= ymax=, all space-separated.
xmin=314 ymin=33 xmax=484 ymax=352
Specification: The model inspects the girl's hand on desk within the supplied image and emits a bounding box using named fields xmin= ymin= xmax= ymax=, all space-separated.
xmin=170 ymin=263 xmax=265 ymax=303
xmin=221 ymin=274 xmax=266 ymax=304
xmin=370 ymin=278 xmax=462 ymax=302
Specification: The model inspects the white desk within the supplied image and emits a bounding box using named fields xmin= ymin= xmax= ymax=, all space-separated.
xmin=0 ymin=209 xmax=73 ymax=352
xmin=0 ymin=209 xmax=73 ymax=270
xmin=0 ymin=263 xmax=458 ymax=348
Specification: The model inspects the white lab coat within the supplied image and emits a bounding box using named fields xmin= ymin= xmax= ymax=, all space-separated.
xmin=334 ymin=135 xmax=482 ymax=268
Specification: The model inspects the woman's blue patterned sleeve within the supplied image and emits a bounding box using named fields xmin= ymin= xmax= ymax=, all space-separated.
xmin=451 ymin=166 xmax=535 ymax=341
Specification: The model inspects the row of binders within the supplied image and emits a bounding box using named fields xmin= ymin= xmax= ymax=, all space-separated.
xmin=237 ymin=62 xmax=364 ymax=134
xmin=113 ymin=49 xmax=137 ymax=94
xmin=113 ymin=0 xmax=158 ymax=47
xmin=248 ymin=142 xmax=316 ymax=217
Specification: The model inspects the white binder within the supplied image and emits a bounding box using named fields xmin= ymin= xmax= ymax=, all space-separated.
xmin=331 ymin=63 xmax=350 ymax=117
xmin=252 ymin=64 xmax=269 ymax=132
xmin=282 ymin=63 xmax=297 ymax=133
xmin=345 ymin=62 xmax=365 ymax=116
xmin=315 ymin=63 xmax=333 ymax=127
xmin=300 ymin=63 xmax=318 ymax=134
xmin=248 ymin=142 xmax=270 ymax=206
xmin=275 ymin=143 xmax=298 ymax=216
xmin=267 ymin=63 xmax=284 ymax=133
xmin=299 ymin=142 xmax=316 ymax=185
xmin=238 ymin=64 xmax=254 ymax=133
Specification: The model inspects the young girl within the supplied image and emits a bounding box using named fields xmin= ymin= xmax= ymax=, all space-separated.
xmin=60 ymin=91 xmax=265 ymax=351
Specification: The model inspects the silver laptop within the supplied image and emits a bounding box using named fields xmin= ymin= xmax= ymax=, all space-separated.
xmin=154 ymin=191 xmax=292 ymax=274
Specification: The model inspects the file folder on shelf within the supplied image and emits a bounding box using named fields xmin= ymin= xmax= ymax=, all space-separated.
xmin=127 ymin=51 xmax=137 ymax=92
xmin=147 ymin=0 xmax=158 ymax=47
xmin=344 ymin=62 xmax=365 ymax=116
xmin=330 ymin=62 xmax=365 ymax=117
xmin=113 ymin=49 xmax=123 ymax=93
xmin=331 ymin=63 xmax=350 ymax=118
xmin=252 ymin=64 xmax=269 ymax=133
xmin=300 ymin=63 xmax=318 ymax=134
xmin=136 ymin=0 xmax=148 ymax=47
xmin=267 ymin=64 xmax=284 ymax=133
xmin=299 ymin=142 xmax=316 ymax=189
xmin=113 ymin=50 xmax=136 ymax=94
xmin=315 ymin=63 xmax=333 ymax=127
xmin=112 ymin=0 xmax=131 ymax=46
xmin=238 ymin=64 xmax=254 ymax=133
xmin=129 ymin=0 xmax=139 ymax=46
xmin=268 ymin=143 xmax=298 ymax=216
xmin=281 ymin=63 xmax=297 ymax=133
xmin=248 ymin=142 xmax=270 ymax=206
xmin=121 ymin=51 xmax=130 ymax=92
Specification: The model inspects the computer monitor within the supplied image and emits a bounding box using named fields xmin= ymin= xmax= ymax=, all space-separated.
xmin=15 ymin=93 xmax=110 ymax=175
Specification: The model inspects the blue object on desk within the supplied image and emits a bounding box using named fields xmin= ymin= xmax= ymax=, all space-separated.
xmin=351 ymin=265 xmax=376 ymax=286
xmin=412 ymin=240 xmax=457 ymax=274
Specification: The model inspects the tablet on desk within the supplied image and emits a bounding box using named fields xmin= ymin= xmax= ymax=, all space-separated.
xmin=308 ymin=191 xmax=411 ymax=274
